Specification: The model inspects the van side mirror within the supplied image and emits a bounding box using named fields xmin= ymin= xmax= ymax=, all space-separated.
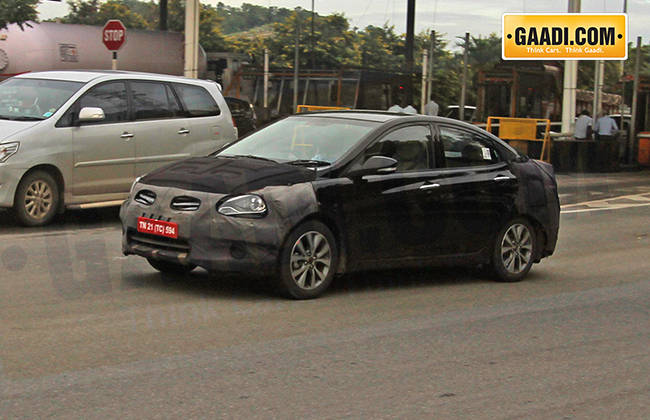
xmin=78 ymin=107 xmax=105 ymax=123
xmin=348 ymin=155 xmax=398 ymax=177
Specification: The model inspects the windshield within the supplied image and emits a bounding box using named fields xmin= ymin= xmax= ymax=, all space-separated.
xmin=0 ymin=78 xmax=83 ymax=121
xmin=218 ymin=116 xmax=378 ymax=164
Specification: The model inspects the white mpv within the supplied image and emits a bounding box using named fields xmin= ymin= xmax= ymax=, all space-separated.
xmin=0 ymin=70 xmax=237 ymax=226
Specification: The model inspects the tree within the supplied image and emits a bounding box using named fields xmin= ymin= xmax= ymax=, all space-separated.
xmin=62 ymin=0 xmax=149 ymax=29
xmin=0 ymin=0 xmax=39 ymax=30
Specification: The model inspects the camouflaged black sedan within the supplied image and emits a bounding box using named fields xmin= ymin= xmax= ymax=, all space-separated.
xmin=120 ymin=111 xmax=559 ymax=299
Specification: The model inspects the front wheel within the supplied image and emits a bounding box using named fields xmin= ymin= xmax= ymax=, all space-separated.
xmin=147 ymin=258 xmax=196 ymax=275
xmin=14 ymin=170 xmax=60 ymax=227
xmin=278 ymin=221 xmax=338 ymax=299
xmin=490 ymin=218 xmax=536 ymax=282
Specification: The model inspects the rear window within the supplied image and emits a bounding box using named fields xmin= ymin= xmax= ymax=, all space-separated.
xmin=173 ymin=83 xmax=220 ymax=117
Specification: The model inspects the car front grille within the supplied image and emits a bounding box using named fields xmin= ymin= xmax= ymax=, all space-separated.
xmin=170 ymin=196 xmax=201 ymax=211
xmin=134 ymin=190 xmax=156 ymax=206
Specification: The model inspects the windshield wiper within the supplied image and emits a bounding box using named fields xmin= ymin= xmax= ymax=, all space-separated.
xmin=222 ymin=154 xmax=278 ymax=163
xmin=285 ymin=159 xmax=332 ymax=167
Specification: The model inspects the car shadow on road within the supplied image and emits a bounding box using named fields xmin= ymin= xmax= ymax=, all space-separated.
xmin=120 ymin=265 xmax=499 ymax=301
xmin=0 ymin=207 xmax=121 ymax=233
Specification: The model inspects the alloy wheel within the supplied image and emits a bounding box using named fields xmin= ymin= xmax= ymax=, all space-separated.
xmin=290 ymin=231 xmax=332 ymax=290
xmin=500 ymin=223 xmax=533 ymax=274
xmin=24 ymin=180 xmax=53 ymax=220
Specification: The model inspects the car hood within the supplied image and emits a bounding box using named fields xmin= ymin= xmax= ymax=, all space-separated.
xmin=140 ymin=156 xmax=317 ymax=194
xmin=0 ymin=120 xmax=40 ymax=142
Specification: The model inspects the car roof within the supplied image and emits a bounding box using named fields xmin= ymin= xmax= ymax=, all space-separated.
xmin=296 ymin=110 xmax=417 ymax=123
xmin=15 ymin=70 xmax=215 ymax=85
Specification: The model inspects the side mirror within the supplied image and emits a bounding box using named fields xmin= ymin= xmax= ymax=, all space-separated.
xmin=348 ymin=155 xmax=398 ymax=177
xmin=78 ymin=107 xmax=105 ymax=123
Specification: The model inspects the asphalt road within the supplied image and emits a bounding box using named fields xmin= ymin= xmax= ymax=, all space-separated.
xmin=0 ymin=172 xmax=648 ymax=419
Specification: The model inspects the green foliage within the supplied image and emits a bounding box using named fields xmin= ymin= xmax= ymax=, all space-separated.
xmin=63 ymin=0 xmax=149 ymax=29
xmin=215 ymin=2 xmax=292 ymax=35
xmin=0 ymin=0 xmax=39 ymax=30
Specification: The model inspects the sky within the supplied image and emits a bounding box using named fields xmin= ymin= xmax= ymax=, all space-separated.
xmin=38 ymin=0 xmax=650 ymax=46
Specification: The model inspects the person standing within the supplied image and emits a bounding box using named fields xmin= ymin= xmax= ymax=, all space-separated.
xmin=593 ymin=111 xmax=620 ymax=171
xmin=424 ymin=95 xmax=439 ymax=116
xmin=574 ymin=109 xmax=593 ymax=140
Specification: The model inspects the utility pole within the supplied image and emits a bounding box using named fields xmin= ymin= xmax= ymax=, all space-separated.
xmin=160 ymin=0 xmax=168 ymax=31
xmin=629 ymin=36 xmax=642 ymax=164
xmin=426 ymin=30 xmax=435 ymax=104
xmin=293 ymin=8 xmax=301 ymax=113
xmin=183 ymin=0 xmax=199 ymax=78
xmin=263 ymin=49 xmax=269 ymax=120
xmin=421 ymin=50 xmax=428 ymax=114
xmin=561 ymin=0 xmax=581 ymax=134
xmin=311 ymin=0 xmax=315 ymax=69
xmin=459 ymin=32 xmax=469 ymax=122
xmin=592 ymin=60 xmax=604 ymax=118
xmin=405 ymin=0 xmax=416 ymax=106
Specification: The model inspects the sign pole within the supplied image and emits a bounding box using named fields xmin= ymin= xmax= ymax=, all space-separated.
xmin=112 ymin=51 xmax=117 ymax=70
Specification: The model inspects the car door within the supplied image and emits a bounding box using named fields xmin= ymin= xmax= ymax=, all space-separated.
xmin=344 ymin=124 xmax=449 ymax=263
xmin=430 ymin=124 xmax=518 ymax=255
xmin=173 ymin=82 xmax=230 ymax=157
xmin=129 ymin=80 xmax=193 ymax=177
xmin=70 ymin=81 xmax=136 ymax=197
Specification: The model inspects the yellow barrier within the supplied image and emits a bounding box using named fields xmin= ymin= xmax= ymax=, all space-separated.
xmin=485 ymin=117 xmax=551 ymax=162
xmin=296 ymin=105 xmax=350 ymax=113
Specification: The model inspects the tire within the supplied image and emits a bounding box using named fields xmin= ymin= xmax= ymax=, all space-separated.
xmin=147 ymin=258 xmax=196 ymax=275
xmin=490 ymin=218 xmax=536 ymax=282
xmin=14 ymin=170 xmax=60 ymax=227
xmin=278 ymin=220 xmax=339 ymax=299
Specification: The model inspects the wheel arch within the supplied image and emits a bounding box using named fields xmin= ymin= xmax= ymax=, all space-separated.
xmin=281 ymin=212 xmax=348 ymax=275
xmin=17 ymin=164 xmax=66 ymax=213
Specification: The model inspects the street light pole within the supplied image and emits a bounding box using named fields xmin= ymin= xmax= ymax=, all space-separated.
xmin=561 ymin=0 xmax=581 ymax=134
xmin=311 ymin=0 xmax=315 ymax=69
xmin=293 ymin=9 xmax=301 ymax=113
xmin=459 ymin=32 xmax=469 ymax=122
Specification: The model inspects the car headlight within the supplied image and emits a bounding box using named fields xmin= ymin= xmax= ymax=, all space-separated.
xmin=0 ymin=142 xmax=19 ymax=163
xmin=217 ymin=194 xmax=267 ymax=217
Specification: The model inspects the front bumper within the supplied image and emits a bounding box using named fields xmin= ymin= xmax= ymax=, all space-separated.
xmin=120 ymin=182 xmax=318 ymax=274
xmin=0 ymin=165 xmax=25 ymax=208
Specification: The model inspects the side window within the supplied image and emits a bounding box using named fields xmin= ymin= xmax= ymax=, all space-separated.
xmin=78 ymin=82 xmax=128 ymax=124
xmin=439 ymin=126 xmax=500 ymax=168
xmin=365 ymin=125 xmax=431 ymax=172
xmin=173 ymin=83 xmax=220 ymax=117
xmin=130 ymin=81 xmax=181 ymax=120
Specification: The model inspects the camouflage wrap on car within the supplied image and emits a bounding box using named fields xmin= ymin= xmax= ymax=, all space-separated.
xmin=120 ymin=182 xmax=319 ymax=273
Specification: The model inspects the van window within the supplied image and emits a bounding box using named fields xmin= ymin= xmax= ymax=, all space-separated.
xmin=131 ymin=81 xmax=181 ymax=120
xmin=78 ymin=82 xmax=128 ymax=124
xmin=173 ymin=83 xmax=220 ymax=117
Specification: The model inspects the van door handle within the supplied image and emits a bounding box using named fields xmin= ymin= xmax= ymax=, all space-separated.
xmin=178 ymin=128 xmax=190 ymax=135
xmin=494 ymin=176 xmax=511 ymax=181
xmin=120 ymin=132 xmax=134 ymax=139
xmin=420 ymin=182 xmax=441 ymax=190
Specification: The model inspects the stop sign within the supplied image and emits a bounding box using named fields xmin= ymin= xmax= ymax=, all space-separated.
xmin=102 ymin=20 xmax=127 ymax=51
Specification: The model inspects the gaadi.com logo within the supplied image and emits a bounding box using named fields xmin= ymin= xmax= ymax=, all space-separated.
xmin=503 ymin=14 xmax=627 ymax=60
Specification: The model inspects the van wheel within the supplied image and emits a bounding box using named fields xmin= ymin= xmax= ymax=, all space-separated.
xmin=14 ymin=171 xmax=60 ymax=227
xmin=278 ymin=221 xmax=338 ymax=299
xmin=490 ymin=218 xmax=536 ymax=282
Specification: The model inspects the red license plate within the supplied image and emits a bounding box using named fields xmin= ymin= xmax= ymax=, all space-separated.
xmin=137 ymin=217 xmax=179 ymax=239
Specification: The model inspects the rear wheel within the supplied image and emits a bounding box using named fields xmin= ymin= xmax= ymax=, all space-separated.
xmin=147 ymin=258 xmax=196 ymax=275
xmin=490 ymin=218 xmax=536 ymax=282
xmin=14 ymin=170 xmax=60 ymax=227
xmin=278 ymin=221 xmax=338 ymax=299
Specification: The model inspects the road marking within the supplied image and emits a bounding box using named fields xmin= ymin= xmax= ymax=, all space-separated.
xmin=561 ymin=193 xmax=650 ymax=214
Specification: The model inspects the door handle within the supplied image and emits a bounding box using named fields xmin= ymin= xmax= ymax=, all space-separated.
xmin=120 ymin=132 xmax=134 ymax=139
xmin=420 ymin=183 xmax=441 ymax=190
xmin=493 ymin=176 xmax=511 ymax=181
xmin=178 ymin=128 xmax=190 ymax=135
